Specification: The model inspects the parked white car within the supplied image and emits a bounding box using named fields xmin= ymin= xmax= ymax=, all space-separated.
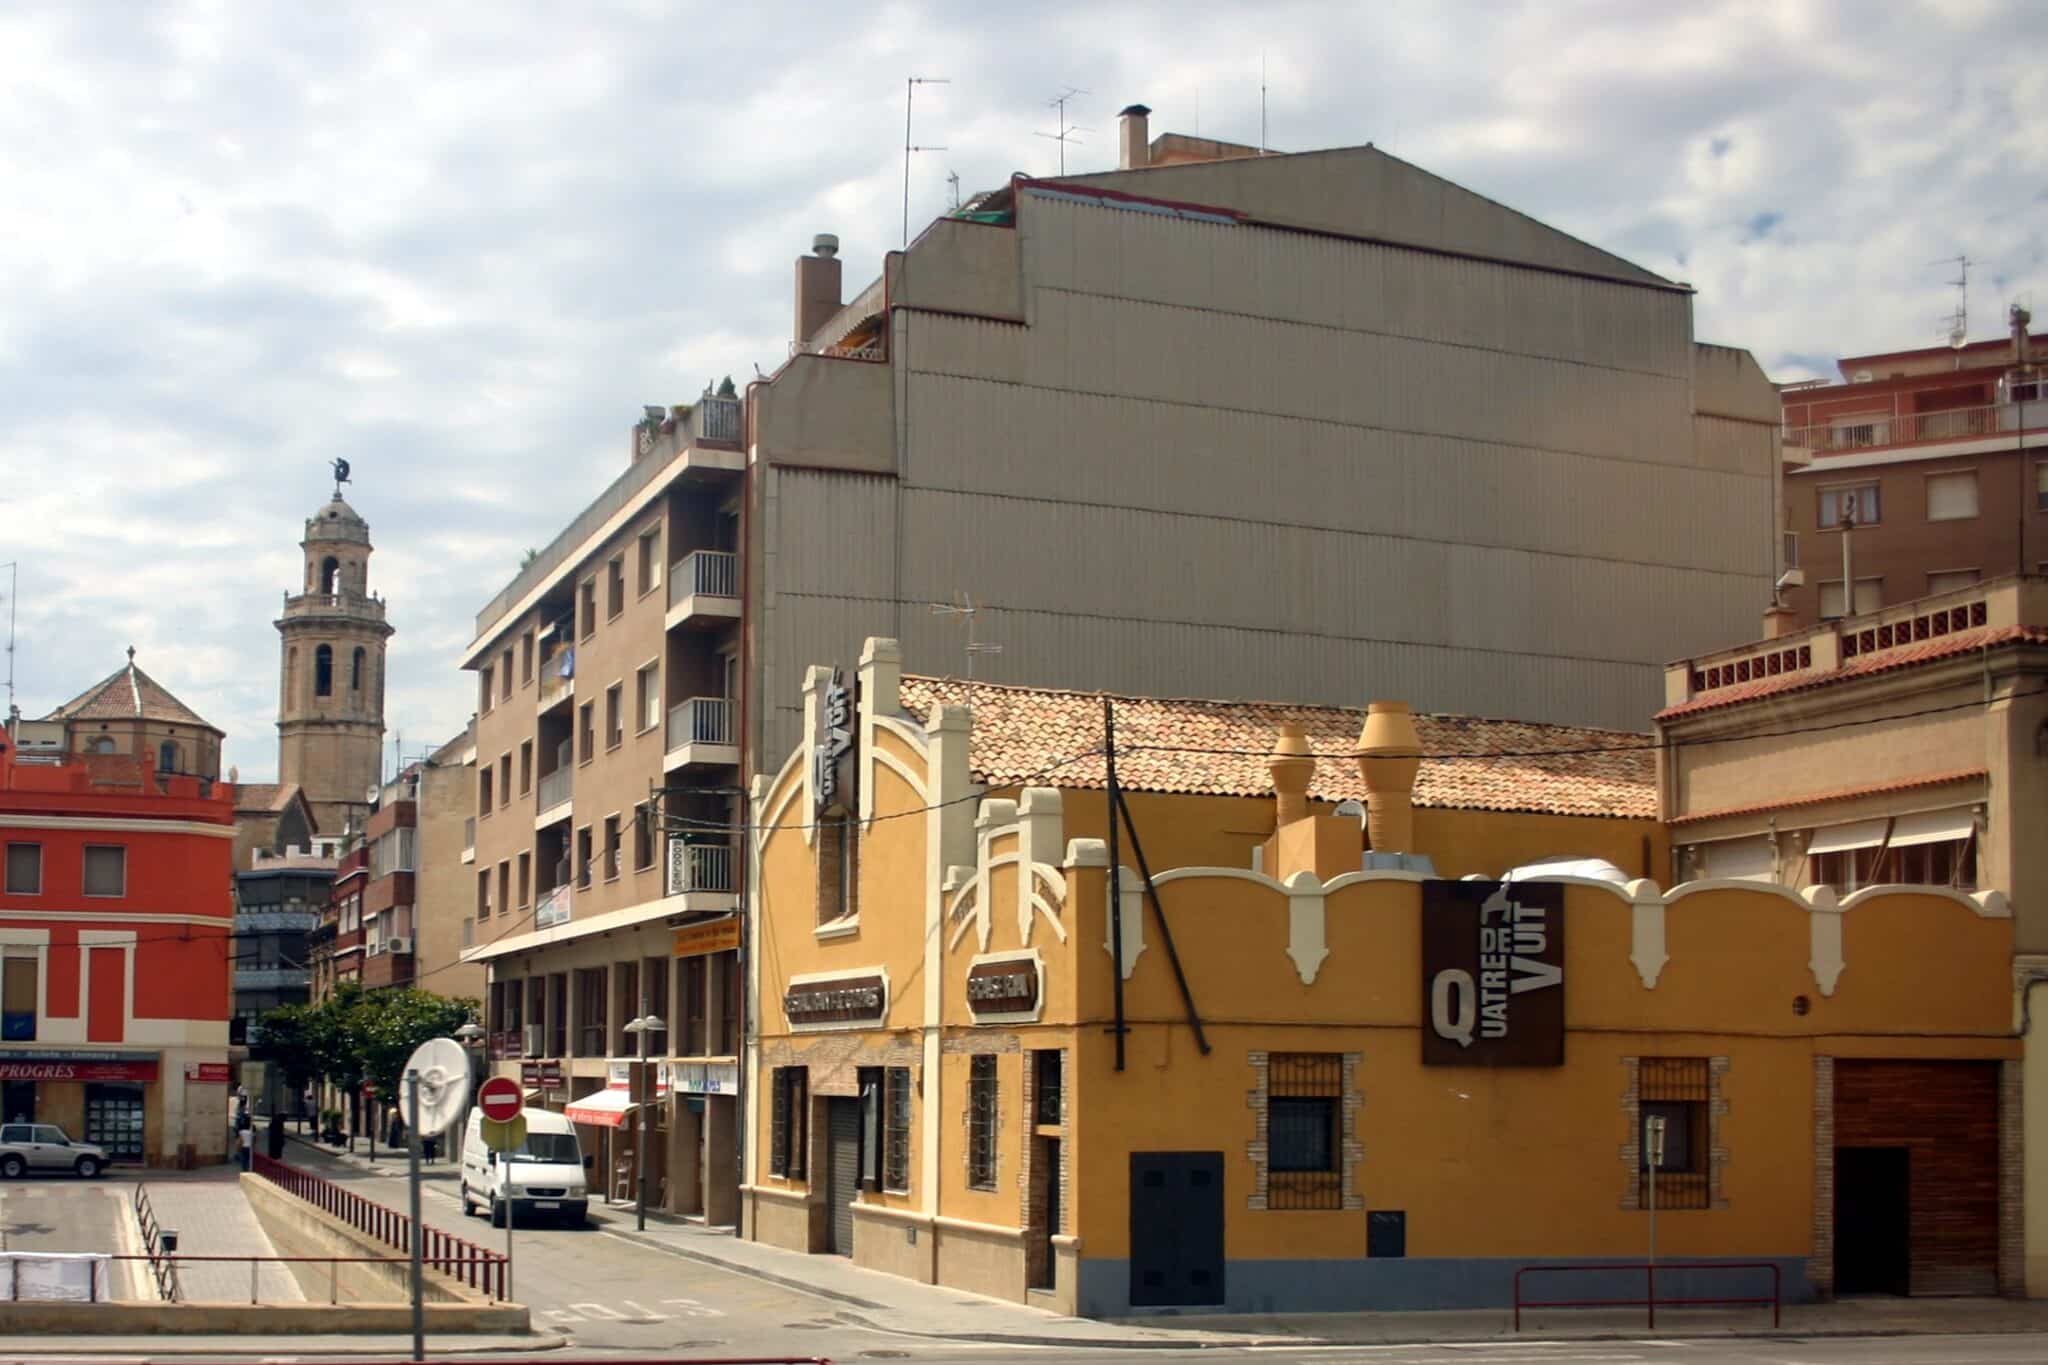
xmin=0 ymin=1123 xmax=110 ymax=1178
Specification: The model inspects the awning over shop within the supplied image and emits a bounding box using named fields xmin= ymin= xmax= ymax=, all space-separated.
xmin=1806 ymin=819 xmax=1890 ymax=856
xmin=1888 ymin=808 xmax=1976 ymax=849
xmin=565 ymin=1089 xmax=637 ymax=1129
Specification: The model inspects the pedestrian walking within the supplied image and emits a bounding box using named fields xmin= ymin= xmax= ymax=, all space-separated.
xmin=237 ymin=1123 xmax=253 ymax=1171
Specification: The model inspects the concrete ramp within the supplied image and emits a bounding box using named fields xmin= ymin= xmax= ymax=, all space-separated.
xmin=144 ymin=1172 xmax=304 ymax=1303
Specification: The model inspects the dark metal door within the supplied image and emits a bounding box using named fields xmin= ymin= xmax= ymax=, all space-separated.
xmin=825 ymin=1098 xmax=860 ymax=1257
xmin=1130 ymin=1151 xmax=1224 ymax=1307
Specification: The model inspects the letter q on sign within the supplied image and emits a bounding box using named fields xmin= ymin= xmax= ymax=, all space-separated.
xmin=1431 ymin=969 xmax=1477 ymax=1049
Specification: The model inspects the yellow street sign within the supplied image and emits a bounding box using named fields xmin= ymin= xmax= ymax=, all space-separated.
xmin=480 ymin=1114 xmax=527 ymax=1153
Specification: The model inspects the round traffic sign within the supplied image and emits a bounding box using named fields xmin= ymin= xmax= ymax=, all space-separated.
xmin=477 ymin=1075 xmax=522 ymax=1123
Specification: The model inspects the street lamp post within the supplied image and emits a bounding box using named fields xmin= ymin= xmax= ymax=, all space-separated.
xmin=622 ymin=1011 xmax=667 ymax=1231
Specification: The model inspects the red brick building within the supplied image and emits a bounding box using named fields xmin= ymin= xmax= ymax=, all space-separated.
xmin=0 ymin=727 xmax=237 ymax=1166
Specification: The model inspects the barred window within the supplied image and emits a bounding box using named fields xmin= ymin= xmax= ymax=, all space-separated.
xmin=967 ymin=1055 xmax=997 ymax=1190
xmin=885 ymin=1066 xmax=911 ymax=1192
xmin=770 ymin=1066 xmax=808 ymax=1179
xmin=1639 ymin=1057 xmax=1709 ymax=1210
xmin=1033 ymin=1049 xmax=1062 ymax=1128
xmin=1268 ymin=1053 xmax=1341 ymax=1210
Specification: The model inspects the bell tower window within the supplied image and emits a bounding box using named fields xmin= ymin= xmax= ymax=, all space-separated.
xmin=321 ymin=556 xmax=340 ymax=596
xmin=351 ymin=647 xmax=365 ymax=691
xmin=315 ymin=644 xmax=334 ymax=697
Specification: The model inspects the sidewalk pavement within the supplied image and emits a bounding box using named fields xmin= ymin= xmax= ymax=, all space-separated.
xmin=274 ymin=1134 xmax=2048 ymax=1349
xmin=144 ymin=1165 xmax=303 ymax=1304
xmin=2 ymin=1333 xmax=557 ymax=1356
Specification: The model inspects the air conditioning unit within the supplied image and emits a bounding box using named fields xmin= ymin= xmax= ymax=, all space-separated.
xmin=523 ymin=1024 xmax=547 ymax=1057
xmin=385 ymin=935 xmax=412 ymax=954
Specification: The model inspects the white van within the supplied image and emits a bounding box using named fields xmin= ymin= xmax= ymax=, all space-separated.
xmin=461 ymin=1107 xmax=589 ymax=1227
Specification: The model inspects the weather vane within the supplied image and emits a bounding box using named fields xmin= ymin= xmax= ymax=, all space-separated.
xmin=330 ymin=458 xmax=352 ymax=496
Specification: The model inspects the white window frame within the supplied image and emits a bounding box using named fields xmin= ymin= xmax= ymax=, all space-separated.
xmin=1817 ymin=481 xmax=1881 ymax=529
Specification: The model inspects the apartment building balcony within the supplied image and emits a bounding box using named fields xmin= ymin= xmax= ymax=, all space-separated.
xmin=665 ymin=838 xmax=735 ymax=896
xmin=1781 ymin=384 xmax=2045 ymax=467
xmin=234 ymin=909 xmax=320 ymax=934
xmin=537 ymin=654 xmax=575 ymax=715
xmin=665 ymin=697 xmax=738 ymax=770
xmin=535 ymin=883 xmax=573 ymax=930
xmin=536 ymin=767 xmax=573 ymax=828
xmin=306 ymin=920 xmax=337 ymax=948
xmin=233 ymin=966 xmax=312 ymax=991
xmin=362 ymin=946 xmax=415 ymax=990
xmin=665 ymin=550 xmax=741 ymax=630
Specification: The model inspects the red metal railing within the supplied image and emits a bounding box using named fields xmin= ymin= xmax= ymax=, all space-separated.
xmin=251 ymin=1153 xmax=507 ymax=1300
xmin=1513 ymin=1261 xmax=1781 ymax=1331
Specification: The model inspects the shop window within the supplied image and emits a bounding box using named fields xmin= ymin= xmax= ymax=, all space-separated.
xmin=1638 ymin=1058 xmax=1710 ymax=1210
xmin=2 ymin=955 xmax=37 ymax=1042
xmin=1266 ymin=1053 xmax=1342 ymax=1210
xmin=816 ymin=811 xmax=859 ymax=927
xmin=82 ymin=845 xmax=126 ymax=898
xmin=770 ymin=1066 xmax=808 ymax=1179
xmin=967 ymin=1055 xmax=998 ymax=1191
xmin=4 ymin=843 xmax=41 ymax=896
xmin=885 ymin=1066 xmax=912 ymax=1192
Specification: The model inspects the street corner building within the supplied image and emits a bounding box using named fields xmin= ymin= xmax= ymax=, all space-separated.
xmin=0 ymin=709 xmax=238 ymax=1167
xmin=741 ymin=638 xmax=2022 ymax=1316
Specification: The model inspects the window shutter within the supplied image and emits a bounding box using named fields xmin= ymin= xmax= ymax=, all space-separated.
xmin=1926 ymin=472 xmax=1978 ymax=521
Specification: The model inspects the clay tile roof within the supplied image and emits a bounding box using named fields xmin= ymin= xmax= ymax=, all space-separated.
xmin=44 ymin=655 xmax=220 ymax=732
xmin=1657 ymin=625 xmax=2048 ymax=720
xmin=895 ymin=676 xmax=1658 ymax=820
xmin=233 ymin=782 xmax=304 ymax=815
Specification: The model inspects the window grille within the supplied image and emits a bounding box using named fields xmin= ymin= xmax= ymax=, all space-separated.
xmin=1639 ymin=1057 xmax=1710 ymax=1210
xmin=967 ymin=1055 xmax=998 ymax=1190
xmin=885 ymin=1067 xmax=912 ymax=1192
xmin=1266 ymin=1053 xmax=1342 ymax=1210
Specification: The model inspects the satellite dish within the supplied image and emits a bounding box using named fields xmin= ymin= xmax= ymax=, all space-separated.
xmin=401 ymin=1037 xmax=473 ymax=1136
xmin=1333 ymin=799 xmax=1366 ymax=820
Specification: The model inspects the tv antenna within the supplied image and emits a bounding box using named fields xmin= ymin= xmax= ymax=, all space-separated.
xmin=1260 ymin=51 xmax=1269 ymax=155
xmin=1 ymin=562 xmax=14 ymax=718
xmin=903 ymin=76 xmax=950 ymax=246
xmin=1931 ymin=253 xmax=1974 ymax=356
xmin=1035 ymin=87 xmax=1090 ymax=175
xmin=946 ymin=169 xmax=962 ymax=209
xmin=928 ymin=591 xmax=1003 ymax=679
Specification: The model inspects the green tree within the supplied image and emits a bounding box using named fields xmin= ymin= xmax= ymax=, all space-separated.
xmin=248 ymin=1003 xmax=321 ymax=1107
xmin=351 ymin=989 xmax=480 ymax=1107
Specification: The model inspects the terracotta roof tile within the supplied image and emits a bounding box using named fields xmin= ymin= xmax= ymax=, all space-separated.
xmin=233 ymin=782 xmax=305 ymax=815
xmin=1658 ymin=626 xmax=2048 ymax=720
xmin=44 ymin=657 xmax=219 ymax=731
xmin=895 ymin=676 xmax=1657 ymax=820
xmin=1669 ymin=769 xmax=1987 ymax=826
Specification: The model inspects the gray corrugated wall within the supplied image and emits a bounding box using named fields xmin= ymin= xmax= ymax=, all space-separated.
xmin=756 ymin=189 xmax=1774 ymax=758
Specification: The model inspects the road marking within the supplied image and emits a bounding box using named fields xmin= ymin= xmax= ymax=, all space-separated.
xmin=660 ymin=1295 xmax=728 ymax=1317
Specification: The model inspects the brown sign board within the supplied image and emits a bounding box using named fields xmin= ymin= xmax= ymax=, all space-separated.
xmin=965 ymin=958 xmax=1039 ymax=1017
xmin=1421 ymin=879 xmax=1565 ymax=1067
xmin=540 ymin=1059 xmax=565 ymax=1089
xmin=783 ymin=974 xmax=887 ymax=1028
xmin=520 ymin=1061 xmax=540 ymax=1088
xmin=672 ymin=916 xmax=741 ymax=959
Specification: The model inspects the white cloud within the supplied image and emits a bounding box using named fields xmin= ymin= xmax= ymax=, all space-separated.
xmin=0 ymin=0 xmax=2042 ymax=781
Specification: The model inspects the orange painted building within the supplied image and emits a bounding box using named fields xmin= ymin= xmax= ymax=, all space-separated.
xmin=743 ymin=640 xmax=2020 ymax=1315
xmin=0 ymin=724 xmax=237 ymax=1166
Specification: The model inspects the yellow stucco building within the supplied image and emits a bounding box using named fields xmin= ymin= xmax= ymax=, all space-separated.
xmin=742 ymin=639 xmax=2020 ymax=1316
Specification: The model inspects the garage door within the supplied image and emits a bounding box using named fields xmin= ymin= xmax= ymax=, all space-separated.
xmin=1835 ymin=1060 xmax=2000 ymax=1295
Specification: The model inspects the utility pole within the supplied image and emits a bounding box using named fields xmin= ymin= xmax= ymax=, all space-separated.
xmin=1644 ymin=1113 xmax=1666 ymax=1330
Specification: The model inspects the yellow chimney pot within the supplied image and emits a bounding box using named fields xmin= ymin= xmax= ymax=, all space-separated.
xmin=1355 ymin=700 xmax=1421 ymax=854
xmin=1267 ymin=721 xmax=1315 ymax=829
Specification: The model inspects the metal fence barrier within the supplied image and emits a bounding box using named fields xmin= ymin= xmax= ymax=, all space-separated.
xmin=250 ymin=1153 xmax=507 ymax=1300
xmin=1513 ymin=1260 xmax=1781 ymax=1331
xmin=130 ymin=1181 xmax=182 ymax=1302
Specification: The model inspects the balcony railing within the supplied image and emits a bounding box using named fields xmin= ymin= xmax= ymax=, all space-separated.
xmin=537 ymin=653 xmax=574 ymax=710
xmin=667 ymin=697 xmax=735 ymax=751
xmin=537 ymin=766 xmax=572 ymax=812
xmin=234 ymin=910 xmax=321 ymax=934
xmin=670 ymin=550 xmax=738 ymax=607
xmin=667 ymin=839 xmax=735 ymax=895
xmin=697 ymin=394 xmax=742 ymax=444
xmin=1781 ymin=398 xmax=2044 ymax=455
xmin=234 ymin=966 xmax=312 ymax=990
xmin=536 ymin=884 xmax=572 ymax=929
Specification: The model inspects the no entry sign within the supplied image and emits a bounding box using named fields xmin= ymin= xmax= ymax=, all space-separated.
xmin=477 ymin=1075 xmax=523 ymax=1123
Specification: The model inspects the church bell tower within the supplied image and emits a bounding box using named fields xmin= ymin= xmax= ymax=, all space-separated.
xmin=275 ymin=472 xmax=394 ymax=836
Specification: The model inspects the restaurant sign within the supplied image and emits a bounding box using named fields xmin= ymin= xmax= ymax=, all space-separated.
xmin=1421 ymin=880 xmax=1565 ymax=1067
xmin=672 ymin=916 xmax=741 ymax=959
xmin=965 ymin=956 xmax=1041 ymax=1020
xmin=0 ymin=1049 xmax=162 ymax=1083
xmin=784 ymin=973 xmax=887 ymax=1028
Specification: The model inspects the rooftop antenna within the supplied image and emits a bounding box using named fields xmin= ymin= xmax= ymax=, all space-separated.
xmin=1260 ymin=51 xmax=1268 ymax=155
xmin=1931 ymin=253 xmax=1974 ymax=364
xmin=928 ymin=591 xmax=1003 ymax=679
xmin=903 ymin=76 xmax=951 ymax=247
xmin=946 ymin=169 xmax=962 ymax=209
xmin=1 ymin=562 xmax=14 ymax=718
xmin=1035 ymin=86 xmax=1090 ymax=176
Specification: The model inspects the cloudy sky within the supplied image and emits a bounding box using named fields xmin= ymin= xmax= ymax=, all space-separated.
xmin=2 ymin=0 xmax=2043 ymax=782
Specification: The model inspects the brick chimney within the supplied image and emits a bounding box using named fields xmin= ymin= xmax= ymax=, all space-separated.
xmin=795 ymin=233 xmax=842 ymax=347
xmin=1118 ymin=104 xmax=1152 ymax=171
xmin=1355 ymin=701 xmax=1421 ymax=854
